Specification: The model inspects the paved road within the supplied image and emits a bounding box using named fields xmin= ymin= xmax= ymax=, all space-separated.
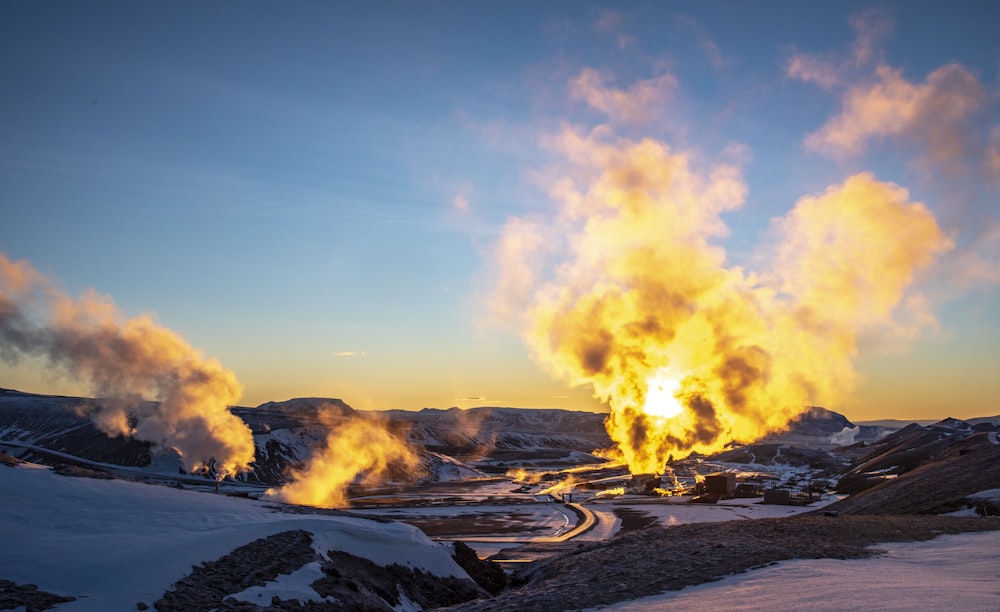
xmin=452 ymin=500 xmax=599 ymax=545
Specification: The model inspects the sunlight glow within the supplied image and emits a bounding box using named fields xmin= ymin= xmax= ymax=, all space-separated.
xmin=642 ymin=370 xmax=683 ymax=419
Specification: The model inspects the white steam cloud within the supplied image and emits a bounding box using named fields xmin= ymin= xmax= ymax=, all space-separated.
xmin=0 ymin=252 xmax=255 ymax=478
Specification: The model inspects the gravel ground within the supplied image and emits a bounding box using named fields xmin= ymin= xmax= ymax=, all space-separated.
xmin=441 ymin=514 xmax=1000 ymax=611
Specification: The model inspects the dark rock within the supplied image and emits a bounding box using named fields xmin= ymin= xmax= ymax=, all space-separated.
xmin=452 ymin=542 xmax=506 ymax=595
xmin=312 ymin=549 xmax=488 ymax=610
xmin=0 ymin=579 xmax=75 ymax=611
xmin=830 ymin=432 xmax=1000 ymax=515
xmin=155 ymin=530 xmax=316 ymax=611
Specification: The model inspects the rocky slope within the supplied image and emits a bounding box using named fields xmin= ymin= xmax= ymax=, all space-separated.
xmin=826 ymin=429 xmax=1000 ymax=515
xmin=442 ymin=515 xmax=1000 ymax=611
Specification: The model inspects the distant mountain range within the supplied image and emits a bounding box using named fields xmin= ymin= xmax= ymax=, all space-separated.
xmin=2 ymin=387 xmax=998 ymax=515
xmin=0 ymin=387 xmax=872 ymax=479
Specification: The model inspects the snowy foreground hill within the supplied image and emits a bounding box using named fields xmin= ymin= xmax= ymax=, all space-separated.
xmin=0 ymin=460 xmax=491 ymax=610
xmin=5 ymin=457 xmax=1000 ymax=612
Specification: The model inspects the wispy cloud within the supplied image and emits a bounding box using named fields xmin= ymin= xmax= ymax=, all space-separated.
xmin=791 ymin=11 xmax=1000 ymax=293
xmin=786 ymin=54 xmax=841 ymax=90
xmin=785 ymin=8 xmax=892 ymax=89
xmin=452 ymin=192 xmax=471 ymax=213
xmin=333 ymin=351 xmax=366 ymax=357
xmin=805 ymin=63 xmax=986 ymax=165
xmin=569 ymin=68 xmax=677 ymax=126
xmin=593 ymin=9 xmax=621 ymax=33
xmin=849 ymin=8 xmax=893 ymax=66
xmin=674 ymin=15 xmax=727 ymax=69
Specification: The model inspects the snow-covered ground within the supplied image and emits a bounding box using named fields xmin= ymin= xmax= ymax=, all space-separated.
xmin=7 ymin=456 xmax=996 ymax=611
xmin=0 ymin=462 xmax=471 ymax=610
xmin=600 ymin=530 xmax=1000 ymax=611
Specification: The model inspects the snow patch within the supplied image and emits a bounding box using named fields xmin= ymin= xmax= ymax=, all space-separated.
xmin=394 ymin=588 xmax=421 ymax=612
xmin=603 ymin=531 xmax=1000 ymax=611
xmin=968 ymin=488 xmax=1000 ymax=502
xmin=226 ymin=561 xmax=332 ymax=606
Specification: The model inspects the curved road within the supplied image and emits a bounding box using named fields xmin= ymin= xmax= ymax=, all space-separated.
xmin=454 ymin=501 xmax=598 ymax=545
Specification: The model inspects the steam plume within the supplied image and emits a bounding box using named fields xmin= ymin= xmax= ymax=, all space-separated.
xmin=268 ymin=415 xmax=420 ymax=508
xmin=491 ymin=123 xmax=951 ymax=475
xmin=0 ymin=252 xmax=255 ymax=477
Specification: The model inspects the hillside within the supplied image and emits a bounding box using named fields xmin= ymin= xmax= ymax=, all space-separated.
xmin=0 ymin=458 xmax=492 ymax=610
xmin=826 ymin=429 xmax=1000 ymax=515
xmin=443 ymin=514 xmax=1000 ymax=611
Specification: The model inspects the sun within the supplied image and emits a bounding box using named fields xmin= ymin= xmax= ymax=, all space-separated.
xmin=642 ymin=370 xmax=683 ymax=419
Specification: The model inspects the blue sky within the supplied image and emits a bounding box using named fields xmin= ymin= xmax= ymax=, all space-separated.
xmin=2 ymin=2 xmax=998 ymax=420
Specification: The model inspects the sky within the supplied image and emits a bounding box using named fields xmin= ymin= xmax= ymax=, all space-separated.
xmin=1 ymin=1 xmax=999 ymax=421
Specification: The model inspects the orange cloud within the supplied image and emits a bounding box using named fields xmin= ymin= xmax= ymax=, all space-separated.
xmin=570 ymin=68 xmax=677 ymax=126
xmin=490 ymin=110 xmax=950 ymax=475
xmin=768 ymin=173 xmax=954 ymax=345
xmin=805 ymin=63 xmax=986 ymax=167
xmin=786 ymin=8 xmax=891 ymax=89
xmin=786 ymin=54 xmax=841 ymax=90
xmin=790 ymin=11 xmax=999 ymax=293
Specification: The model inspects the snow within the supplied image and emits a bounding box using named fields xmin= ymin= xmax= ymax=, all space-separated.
xmin=947 ymin=488 xmax=1000 ymax=517
xmin=969 ymin=488 xmax=1000 ymax=502
xmin=0 ymin=463 xmax=471 ymax=610
xmin=394 ymin=589 xmax=422 ymax=612
xmin=600 ymin=530 xmax=1000 ymax=611
xmin=227 ymin=561 xmax=335 ymax=606
xmin=10 ymin=445 xmax=992 ymax=610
